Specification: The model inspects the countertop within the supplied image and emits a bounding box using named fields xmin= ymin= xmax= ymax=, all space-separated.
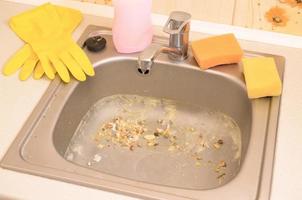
xmin=0 ymin=1 xmax=302 ymax=200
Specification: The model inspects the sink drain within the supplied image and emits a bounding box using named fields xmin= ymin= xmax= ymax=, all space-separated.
xmin=138 ymin=68 xmax=150 ymax=75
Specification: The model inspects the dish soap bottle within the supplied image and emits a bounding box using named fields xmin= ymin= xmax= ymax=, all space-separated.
xmin=112 ymin=0 xmax=153 ymax=53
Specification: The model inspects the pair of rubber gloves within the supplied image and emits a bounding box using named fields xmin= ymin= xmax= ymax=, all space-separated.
xmin=3 ymin=3 xmax=95 ymax=83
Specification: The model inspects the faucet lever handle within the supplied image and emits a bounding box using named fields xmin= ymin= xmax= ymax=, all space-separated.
xmin=163 ymin=11 xmax=191 ymax=35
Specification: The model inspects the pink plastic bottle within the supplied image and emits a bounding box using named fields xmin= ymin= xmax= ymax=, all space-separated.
xmin=112 ymin=0 xmax=153 ymax=53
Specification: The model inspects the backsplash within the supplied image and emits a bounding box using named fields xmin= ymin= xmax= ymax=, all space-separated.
xmin=75 ymin=0 xmax=302 ymax=36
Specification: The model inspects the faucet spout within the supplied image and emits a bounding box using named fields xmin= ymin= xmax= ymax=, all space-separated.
xmin=137 ymin=44 xmax=182 ymax=74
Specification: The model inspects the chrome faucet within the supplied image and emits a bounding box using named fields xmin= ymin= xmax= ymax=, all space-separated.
xmin=137 ymin=11 xmax=191 ymax=74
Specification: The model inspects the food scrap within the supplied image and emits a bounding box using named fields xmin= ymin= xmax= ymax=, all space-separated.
xmin=94 ymin=116 xmax=147 ymax=151
xmin=214 ymin=160 xmax=227 ymax=184
xmin=215 ymin=160 xmax=227 ymax=173
xmin=213 ymin=139 xmax=224 ymax=149
xmin=93 ymin=115 xmax=230 ymax=184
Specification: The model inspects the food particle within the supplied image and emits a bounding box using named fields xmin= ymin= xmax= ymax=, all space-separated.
xmin=189 ymin=127 xmax=196 ymax=132
xmin=195 ymin=161 xmax=202 ymax=167
xmin=93 ymin=154 xmax=102 ymax=162
xmin=147 ymin=141 xmax=159 ymax=147
xmin=215 ymin=160 xmax=227 ymax=173
xmin=168 ymin=145 xmax=176 ymax=151
xmin=144 ymin=134 xmax=156 ymax=140
xmin=217 ymin=173 xmax=226 ymax=184
xmin=157 ymin=119 xmax=164 ymax=124
xmin=213 ymin=139 xmax=224 ymax=149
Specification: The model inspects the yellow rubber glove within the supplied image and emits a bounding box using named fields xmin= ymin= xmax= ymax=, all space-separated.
xmin=3 ymin=44 xmax=40 ymax=80
xmin=3 ymin=5 xmax=86 ymax=81
xmin=6 ymin=3 xmax=94 ymax=82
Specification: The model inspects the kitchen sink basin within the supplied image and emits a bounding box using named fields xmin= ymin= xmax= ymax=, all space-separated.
xmin=1 ymin=25 xmax=284 ymax=200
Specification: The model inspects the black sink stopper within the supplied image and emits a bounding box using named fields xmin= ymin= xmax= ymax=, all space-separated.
xmin=83 ymin=36 xmax=106 ymax=52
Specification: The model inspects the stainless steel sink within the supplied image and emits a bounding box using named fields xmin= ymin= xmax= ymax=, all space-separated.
xmin=1 ymin=25 xmax=284 ymax=200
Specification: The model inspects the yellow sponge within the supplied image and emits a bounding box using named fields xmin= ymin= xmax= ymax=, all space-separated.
xmin=191 ymin=33 xmax=243 ymax=69
xmin=242 ymin=57 xmax=282 ymax=99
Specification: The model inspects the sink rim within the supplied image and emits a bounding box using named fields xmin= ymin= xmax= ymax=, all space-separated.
xmin=0 ymin=25 xmax=285 ymax=200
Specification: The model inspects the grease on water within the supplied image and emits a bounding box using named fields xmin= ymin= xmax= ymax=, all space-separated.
xmin=64 ymin=95 xmax=242 ymax=189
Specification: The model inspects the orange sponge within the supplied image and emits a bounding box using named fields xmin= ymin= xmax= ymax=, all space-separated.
xmin=191 ymin=33 xmax=243 ymax=69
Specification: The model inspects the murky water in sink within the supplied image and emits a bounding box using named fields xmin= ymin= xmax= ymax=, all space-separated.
xmin=64 ymin=95 xmax=241 ymax=189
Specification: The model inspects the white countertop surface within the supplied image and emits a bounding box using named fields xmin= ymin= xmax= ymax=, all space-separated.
xmin=0 ymin=1 xmax=302 ymax=200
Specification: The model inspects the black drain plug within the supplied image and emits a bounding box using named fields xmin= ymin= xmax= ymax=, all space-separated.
xmin=82 ymin=36 xmax=106 ymax=52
